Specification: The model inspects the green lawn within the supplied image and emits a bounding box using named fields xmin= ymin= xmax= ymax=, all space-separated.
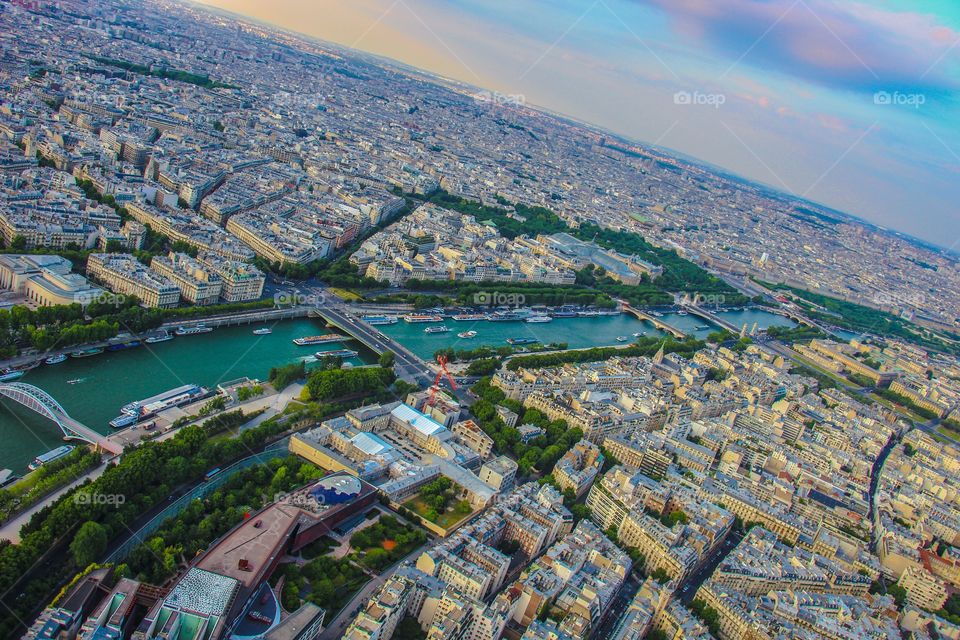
xmin=403 ymin=495 xmax=473 ymax=528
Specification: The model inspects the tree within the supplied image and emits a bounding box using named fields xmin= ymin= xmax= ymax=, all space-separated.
xmin=378 ymin=351 xmax=396 ymax=369
xmin=70 ymin=521 xmax=108 ymax=567
xmin=11 ymin=235 xmax=27 ymax=250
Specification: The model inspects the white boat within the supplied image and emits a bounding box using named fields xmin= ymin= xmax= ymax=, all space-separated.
xmin=29 ymin=445 xmax=74 ymax=471
xmin=45 ymin=354 xmax=68 ymax=365
xmin=676 ymin=311 xmax=688 ymax=316
xmin=457 ymin=330 xmax=478 ymax=339
xmin=293 ymin=334 xmax=347 ymax=346
xmin=404 ymin=314 xmax=443 ymax=323
xmin=361 ymin=315 xmax=399 ymax=325
xmin=145 ymin=331 xmax=173 ymax=344
xmin=424 ymin=325 xmax=451 ymax=334
xmin=616 ymin=336 xmax=629 ymax=342
xmin=526 ymin=315 xmax=553 ymax=323
xmin=252 ymin=327 xmax=272 ymax=335
xmin=632 ymin=331 xmax=647 ymax=338
xmin=66 ymin=378 xmax=85 ymax=385
xmin=175 ymin=325 xmax=213 ymax=336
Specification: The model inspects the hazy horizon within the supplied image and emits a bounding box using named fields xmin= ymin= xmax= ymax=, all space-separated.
xmin=195 ymin=0 xmax=960 ymax=251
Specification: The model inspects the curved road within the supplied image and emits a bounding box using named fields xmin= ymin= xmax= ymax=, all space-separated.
xmin=0 ymin=460 xmax=111 ymax=543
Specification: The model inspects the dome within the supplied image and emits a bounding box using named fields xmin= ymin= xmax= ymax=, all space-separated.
xmin=309 ymin=474 xmax=362 ymax=505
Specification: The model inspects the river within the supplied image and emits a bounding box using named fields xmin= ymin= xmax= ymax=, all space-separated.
xmin=0 ymin=317 xmax=369 ymax=473
xmin=1 ymin=307 xmax=795 ymax=473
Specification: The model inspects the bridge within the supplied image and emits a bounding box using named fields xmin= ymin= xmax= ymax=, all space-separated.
xmin=680 ymin=305 xmax=747 ymax=335
xmin=621 ymin=305 xmax=687 ymax=339
xmin=0 ymin=383 xmax=124 ymax=455
xmin=309 ymin=304 xmax=437 ymax=389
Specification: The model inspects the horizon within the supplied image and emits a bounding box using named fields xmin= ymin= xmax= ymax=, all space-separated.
xmin=194 ymin=0 xmax=960 ymax=252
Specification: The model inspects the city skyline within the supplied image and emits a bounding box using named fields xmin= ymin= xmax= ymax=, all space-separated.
xmin=196 ymin=0 xmax=960 ymax=249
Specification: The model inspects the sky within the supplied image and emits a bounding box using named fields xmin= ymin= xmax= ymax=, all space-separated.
xmin=195 ymin=0 xmax=960 ymax=249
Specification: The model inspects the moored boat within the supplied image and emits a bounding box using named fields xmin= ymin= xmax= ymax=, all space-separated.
xmin=45 ymin=354 xmax=68 ymax=365
xmin=0 ymin=369 xmax=25 ymax=382
xmin=403 ymin=314 xmax=443 ymax=323
xmin=175 ymin=325 xmax=213 ymax=336
xmin=28 ymin=445 xmax=75 ymax=471
xmin=293 ymin=334 xmax=348 ymax=346
xmin=70 ymin=348 xmax=104 ymax=358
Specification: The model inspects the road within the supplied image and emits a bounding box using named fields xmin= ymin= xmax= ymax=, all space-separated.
xmin=676 ymin=530 xmax=743 ymax=606
xmin=589 ymin=573 xmax=641 ymax=639
xmin=305 ymin=284 xmax=480 ymax=404
xmin=0 ymin=459 xmax=111 ymax=543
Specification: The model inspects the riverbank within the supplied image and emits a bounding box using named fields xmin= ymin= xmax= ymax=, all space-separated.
xmin=0 ymin=317 xmax=370 ymax=472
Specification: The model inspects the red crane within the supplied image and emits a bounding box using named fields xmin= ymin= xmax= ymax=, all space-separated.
xmin=428 ymin=354 xmax=457 ymax=406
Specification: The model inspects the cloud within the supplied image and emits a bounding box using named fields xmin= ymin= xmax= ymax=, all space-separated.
xmin=630 ymin=0 xmax=960 ymax=93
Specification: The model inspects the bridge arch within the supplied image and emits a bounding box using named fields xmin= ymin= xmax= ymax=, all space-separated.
xmin=0 ymin=382 xmax=122 ymax=454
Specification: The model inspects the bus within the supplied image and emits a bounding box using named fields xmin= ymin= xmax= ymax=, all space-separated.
xmin=204 ymin=467 xmax=222 ymax=481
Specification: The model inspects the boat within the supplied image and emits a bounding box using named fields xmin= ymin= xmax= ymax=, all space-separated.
xmin=424 ymin=325 xmax=451 ymax=334
xmin=293 ymin=334 xmax=348 ymax=346
xmin=550 ymin=310 xmax=578 ymax=318
xmin=119 ymin=384 xmax=207 ymax=420
xmin=106 ymin=340 xmax=141 ymax=352
xmin=506 ymin=337 xmax=539 ymax=345
xmin=576 ymin=310 xmax=599 ymax=317
xmin=0 ymin=469 xmax=19 ymax=489
xmin=145 ymin=330 xmax=173 ymax=344
xmin=452 ymin=313 xmax=488 ymax=321
xmin=0 ymin=369 xmax=25 ymax=382
xmin=44 ymin=354 xmax=68 ymax=365
xmin=489 ymin=310 xmax=529 ymax=322
xmin=403 ymin=314 xmax=443 ymax=323
xmin=109 ymin=413 xmax=139 ymax=429
xmin=252 ymin=327 xmax=272 ymax=335
xmin=66 ymin=378 xmax=85 ymax=385
xmin=696 ymin=325 xmax=711 ymax=331
xmin=361 ymin=314 xmax=399 ymax=325
xmin=28 ymin=445 xmax=75 ymax=471
xmin=616 ymin=336 xmax=629 ymax=342
xmin=632 ymin=331 xmax=647 ymax=338
xmin=457 ymin=330 xmax=478 ymax=339
xmin=315 ymin=349 xmax=359 ymax=359
xmin=649 ymin=310 xmax=664 ymax=318
xmin=526 ymin=315 xmax=553 ymax=323
xmin=175 ymin=325 xmax=213 ymax=336
xmin=70 ymin=347 xmax=103 ymax=358
xmin=677 ymin=311 xmax=689 ymax=316
xmin=596 ymin=310 xmax=620 ymax=316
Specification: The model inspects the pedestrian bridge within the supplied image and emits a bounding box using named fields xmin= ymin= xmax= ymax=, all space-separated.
xmin=0 ymin=382 xmax=123 ymax=455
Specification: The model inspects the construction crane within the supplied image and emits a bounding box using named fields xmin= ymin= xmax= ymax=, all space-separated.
xmin=428 ymin=354 xmax=457 ymax=406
